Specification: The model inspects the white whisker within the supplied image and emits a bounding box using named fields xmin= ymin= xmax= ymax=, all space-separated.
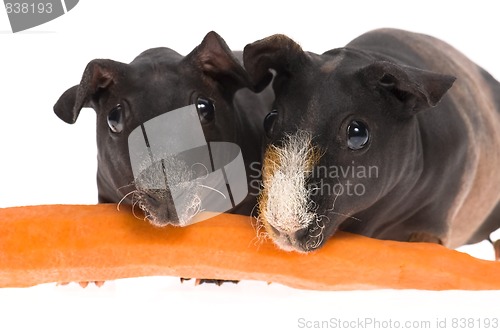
xmin=116 ymin=182 xmax=136 ymax=192
xmin=250 ymin=202 xmax=259 ymax=219
xmin=191 ymin=162 xmax=210 ymax=180
xmin=323 ymin=176 xmax=361 ymax=222
xmin=198 ymin=184 xmax=227 ymax=199
xmin=329 ymin=211 xmax=362 ymax=222
xmin=326 ymin=176 xmax=342 ymax=213
xmin=117 ymin=190 xmax=137 ymax=211
xmin=132 ymin=200 xmax=144 ymax=220
xmin=180 ymin=195 xmax=203 ymax=226
xmin=305 ymin=215 xmax=327 ymax=250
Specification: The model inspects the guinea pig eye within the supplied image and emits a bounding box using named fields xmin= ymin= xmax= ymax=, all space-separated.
xmin=264 ymin=110 xmax=278 ymax=138
xmin=347 ymin=120 xmax=369 ymax=150
xmin=107 ymin=104 xmax=124 ymax=133
xmin=196 ymin=97 xmax=215 ymax=124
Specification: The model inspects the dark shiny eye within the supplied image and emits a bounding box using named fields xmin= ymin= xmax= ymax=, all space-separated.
xmin=107 ymin=104 xmax=124 ymax=133
xmin=347 ymin=120 xmax=369 ymax=150
xmin=196 ymin=97 xmax=215 ymax=124
xmin=264 ymin=110 xmax=278 ymax=138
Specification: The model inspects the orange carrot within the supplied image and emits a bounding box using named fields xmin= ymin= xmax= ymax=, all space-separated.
xmin=0 ymin=204 xmax=499 ymax=290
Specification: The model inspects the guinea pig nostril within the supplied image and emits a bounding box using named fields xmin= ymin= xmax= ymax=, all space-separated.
xmin=144 ymin=191 xmax=159 ymax=201
xmin=294 ymin=227 xmax=309 ymax=241
xmin=141 ymin=190 xmax=166 ymax=207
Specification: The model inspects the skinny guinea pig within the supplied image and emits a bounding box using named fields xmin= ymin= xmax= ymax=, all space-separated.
xmin=244 ymin=28 xmax=500 ymax=253
xmin=54 ymin=31 xmax=271 ymax=227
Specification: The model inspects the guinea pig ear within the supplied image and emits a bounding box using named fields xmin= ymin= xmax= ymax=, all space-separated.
xmin=243 ymin=34 xmax=310 ymax=92
xmin=361 ymin=61 xmax=456 ymax=116
xmin=186 ymin=31 xmax=251 ymax=94
xmin=54 ymin=59 xmax=128 ymax=124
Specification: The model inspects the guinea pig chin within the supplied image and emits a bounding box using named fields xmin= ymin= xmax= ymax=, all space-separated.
xmin=258 ymin=130 xmax=326 ymax=252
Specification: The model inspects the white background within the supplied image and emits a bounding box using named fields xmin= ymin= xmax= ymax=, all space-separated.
xmin=1 ymin=0 xmax=500 ymax=331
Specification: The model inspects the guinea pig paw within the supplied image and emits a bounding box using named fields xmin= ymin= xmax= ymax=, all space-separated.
xmin=195 ymin=279 xmax=239 ymax=286
xmin=56 ymin=281 xmax=105 ymax=288
xmin=78 ymin=281 xmax=105 ymax=288
xmin=179 ymin=277 xmax=239 ymax=286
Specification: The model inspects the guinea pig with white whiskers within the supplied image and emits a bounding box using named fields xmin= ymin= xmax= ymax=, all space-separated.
xmin=244 ymin=28 xmax=500 ymax=254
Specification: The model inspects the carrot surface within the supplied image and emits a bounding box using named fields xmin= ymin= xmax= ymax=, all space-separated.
xmin=0 ymin=204 xmax=499 ymax=290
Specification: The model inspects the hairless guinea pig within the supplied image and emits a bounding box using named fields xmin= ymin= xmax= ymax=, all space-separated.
xmin=244 ymin=28 xmax=500 ymax=254
xmin=54 ymin=31 xmax=272 ymax=227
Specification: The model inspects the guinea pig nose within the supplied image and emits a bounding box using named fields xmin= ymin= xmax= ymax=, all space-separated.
xmin=139 ymin=189 xmax=180 ymax=225
xmin=293 ymin=227 xmax=309 ymax=241
xmin=143 ymin=190 xmax=162 ymax=206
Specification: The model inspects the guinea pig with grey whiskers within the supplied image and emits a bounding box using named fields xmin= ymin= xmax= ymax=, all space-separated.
xmin=54 ymin=31 xmax=272 ymax=227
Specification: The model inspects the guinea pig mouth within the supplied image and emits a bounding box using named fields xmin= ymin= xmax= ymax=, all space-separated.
xmin=133 ymin=188 xmax=202 ymax=227
xmin=130 ymin=153 xmax=239 ymax=227
xmin=262 ymin=218 xmax=327 ymax=253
